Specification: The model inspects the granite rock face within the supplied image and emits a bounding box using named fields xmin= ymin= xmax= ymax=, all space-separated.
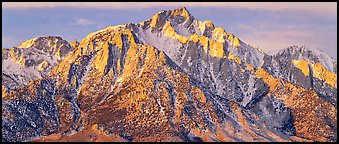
xmin=2 ymin=36 xmax=75 ymax=90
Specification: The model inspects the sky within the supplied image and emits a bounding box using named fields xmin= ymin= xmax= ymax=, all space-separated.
xmin=2 ymin=2 xmax=337 ymax=59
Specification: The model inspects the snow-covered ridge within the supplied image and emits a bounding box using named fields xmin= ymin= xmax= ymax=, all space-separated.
xmin=2 ymin=36 xmax=74 ymax=90
xmin=140 ymin=7 xmax=335 ymax=72
xmin=268 ymin=45 xmax=336 ymax=72
xmin=136 ymin=7 xmax=268 ymax=68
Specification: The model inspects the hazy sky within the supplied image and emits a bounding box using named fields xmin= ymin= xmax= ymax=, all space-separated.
xmin=2 ymin=2 xmax=337 ymax=59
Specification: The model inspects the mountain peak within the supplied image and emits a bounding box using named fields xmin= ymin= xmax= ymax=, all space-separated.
xmin=170 ymin=7 xmax=191 ymax=18
xmin=18 ymin=36 xmax=64 ymax=48
xmin=148 ymin=7 xmax=194 ymax=28
xmin=270 ymin=45 xmax=335 ymax=72
xmin=279 ymin=45 xmax=333 ymax=60
xmin=15 ymin=35 xmax=74 ymax=60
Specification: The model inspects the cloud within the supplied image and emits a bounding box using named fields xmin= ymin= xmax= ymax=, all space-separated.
xmin=70 ymin=18 xmax=96 ymax=26
xmin=2 ymin=2 xmax=336 ymax=18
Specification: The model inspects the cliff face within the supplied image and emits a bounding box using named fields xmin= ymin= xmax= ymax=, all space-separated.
xmin=2 ymin=7 xmax=337 ymax=142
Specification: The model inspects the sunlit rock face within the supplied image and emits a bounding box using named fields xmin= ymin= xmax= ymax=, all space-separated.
xmin=2 ymin=36 xmax=75 ymax=91
xmin=263 ymin=46 xmax=337 ymax=107
xmin=2 ymin=7 xmax=336 ymax=142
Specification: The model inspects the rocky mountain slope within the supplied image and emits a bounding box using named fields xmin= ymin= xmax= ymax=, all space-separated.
xmin=2 ymin=7 xmax=337 ymax=142
xmin=2 ymin=36 xmax=75 ymax=91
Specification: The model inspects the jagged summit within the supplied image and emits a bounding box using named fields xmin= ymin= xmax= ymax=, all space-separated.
xmin=269 ymin=45 xmax=335 ymax=72
xmin=144 ymin=7 xmax=195 ymax=29
xmin=18 ymin=36 xmax=64 ymax=48
xmin=290 ymin=45 xmax=334 ymax=58
xmin=2 ymin=36 xmax=75 ymax=90
xmin=169 ymin=7 xmax=191 ymax=18
xmin=269 ymin=45 xmax=333 ymax=58
xmin=156 ymin=7 xmax=192 ymax=19
xmin=15 ymin=35 xmax=73 ymax=58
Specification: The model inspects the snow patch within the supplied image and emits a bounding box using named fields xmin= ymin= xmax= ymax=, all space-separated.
xmin=241 ymin=74 xmax=257 ymax=107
